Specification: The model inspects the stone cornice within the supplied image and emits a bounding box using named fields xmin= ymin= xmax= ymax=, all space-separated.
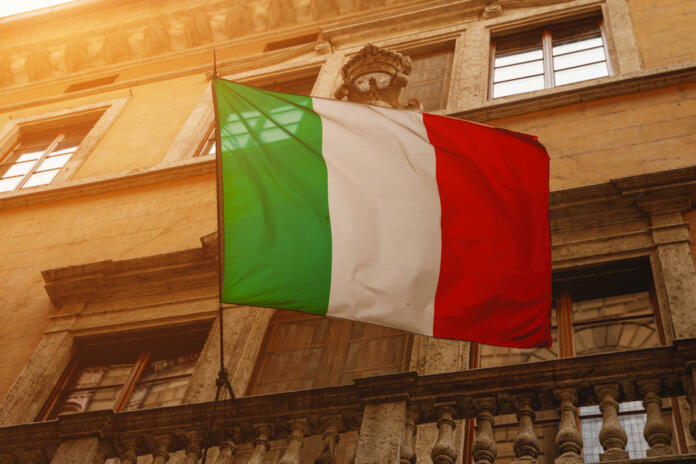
xmin=42 ymin=239 xmax=218 ymax=307
xmin=39 ymin=165 xmax=696 ymax=307
xmin=452 ymin=62 xmax=696 ymax=122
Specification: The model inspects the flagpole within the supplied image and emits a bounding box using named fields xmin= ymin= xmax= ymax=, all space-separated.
xmin=201 ymin=47 xmax=235 ymax=464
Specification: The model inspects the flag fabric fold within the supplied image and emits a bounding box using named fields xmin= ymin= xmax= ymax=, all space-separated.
xmin=213 ymin=78 xmax=551 ymax=348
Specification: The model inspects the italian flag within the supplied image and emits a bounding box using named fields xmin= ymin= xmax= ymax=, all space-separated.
xmin=213 ymin=78 xmax=551 ymax=348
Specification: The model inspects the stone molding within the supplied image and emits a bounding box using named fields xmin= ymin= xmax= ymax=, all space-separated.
xmin=452 ymin=62 xmax=696 ymax=122
xmin=37 ymin=165 xmax=696 ymax=308
xmin=0 ymin=62 xmax=694 ymax=213
xmin=3 ymin=341 xmax=696 ymax=463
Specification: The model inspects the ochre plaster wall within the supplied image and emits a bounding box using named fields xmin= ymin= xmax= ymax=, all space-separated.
xmin=0 ymin=174 xmax=217 ymax=400
xmin=628 ymin=0 xmax=696 ymax=69
xmin=74 ymin=75 xmax=208 ymax=177
xmin=487 ymin=83 xmax=696 ymax=190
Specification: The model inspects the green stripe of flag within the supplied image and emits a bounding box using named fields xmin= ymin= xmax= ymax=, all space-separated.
xmin=214 ymin=79 xmax=332 ymax=314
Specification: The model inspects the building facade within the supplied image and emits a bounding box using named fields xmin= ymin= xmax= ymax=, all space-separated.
xmin=0 ymin=0 xmax=696 ymax=463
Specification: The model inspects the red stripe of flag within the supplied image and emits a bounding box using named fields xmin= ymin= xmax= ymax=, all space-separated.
xmin=423 ymin=113 xmax=552 ymax=348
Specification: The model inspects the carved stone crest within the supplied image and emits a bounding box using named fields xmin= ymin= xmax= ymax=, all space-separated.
xmin=334 ymin=43 xmax=421 ymax=110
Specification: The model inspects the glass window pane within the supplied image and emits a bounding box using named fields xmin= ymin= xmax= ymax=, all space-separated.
xmin=37 ymin=154 xmax=72 ymax=171
xmin=553 ymin=36 xmax=604 ymax=56
xmin=124 ymin=354 xmax=199 ymax=411
xmin=21 ymin=169 xmax=59 ymax=188
xmin=495 ymin=48 xmax=543 ymax=67
xmin=0 ymin=176 xmax=22 ymax=192
xmin=50 ymin=145 xmax=79 ymax=156
xmin=493 ymin=74 xmax=545 ymax=98
xmin=494 ymin=60 xmax=544 ymax=83
xmin=17 ymin=150 xmax=45 ymax=162
xmin=581 ymin=406 xmax=649 ymax=462
xmin=554 ymin=61 xmax=608 ymax=86
xmin=553 ymin=47 xmax=606 ymax=71
xmin=2 ymin=160 xmax=36 ymax=178
xmin=54 ymin=363 xmax=134 ymax=416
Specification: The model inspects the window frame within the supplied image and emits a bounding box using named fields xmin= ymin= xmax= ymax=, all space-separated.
xmin=0 ymin=97 xmax=129 ymax=195
xmin=489 ymin=16 xmax=612 ymax=99
xmin=35 ymin=324 xmax=209 ymax=421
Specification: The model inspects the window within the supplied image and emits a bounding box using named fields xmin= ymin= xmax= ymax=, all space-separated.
xmin=0 ymin=119 xmax=99 ymax=192
xmin=401 ymin=46 xmax=454 ymax=112
xmin=247 ymin=310 xmax=411 ymax=395
xmin=473 ymin=257 xmax=684 ymax=463
xmin=490 ymin=17 xmax=610 ymax=99
xmin=197 ymin=74 xmax=317 ymax=157
xmin=36 ymin=325 xmax=208 ymax=420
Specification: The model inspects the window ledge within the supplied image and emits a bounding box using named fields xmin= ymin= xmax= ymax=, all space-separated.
xmin=0 ymin=154 xmax=215 ymax=211
xmin=450 ymin=61 xmax=696 ymax=122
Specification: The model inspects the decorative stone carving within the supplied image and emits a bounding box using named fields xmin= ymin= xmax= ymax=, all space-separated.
xmin=226 ymin=2 xmax=254 ymax=38
xmin=315 ymin=415 xmax=343 ymax=464
xmin=482 ymin=4 xmax=503 ymax=18
xmin=144 ymin=19 xmax=172 ymax=56
xmin=151 ymin=434 xmax=172 ymax=464
xmin=103 ymin=30 xmax=131 ymax=64
xmin=431 ymin=402 xmax=457 ymax=464
xmin=333 ymin=43 xmax=421 ymax=110
xmin=638 ymin=379 xmax=674 ymax=456
xmin=248 ymin=423 xmax=273 ymax=464
xmin=512 ymin=394 xmax=539 ymax=464
xmin=594 ymin=384 xmax=629 ymax=461
xmin=65 ymin=39 xmax=89 ymax=73
xmin=25 ymin=48 xmax=53 ymax=81
xmin=187 ymin=10 xmax=213 ymax=46
xmin=399 ymin=406 xmax=419 ymax=464
xmin=182 ymin=431 xmax=204 ymax=464
xmin=554 ymin=389 xmax=583 ymax=464
xmin=279 ymin=419 xmax=309 ymax=464
xmin=472 ymin=398 xmax=497 ymax=464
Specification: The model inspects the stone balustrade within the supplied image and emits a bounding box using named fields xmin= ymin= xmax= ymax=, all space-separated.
xmin=5 ymin=339 xmax=696 ymax=464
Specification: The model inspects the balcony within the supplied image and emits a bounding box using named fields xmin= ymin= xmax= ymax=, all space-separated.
xmin=3 ymin=339 xmax=696 ymax=464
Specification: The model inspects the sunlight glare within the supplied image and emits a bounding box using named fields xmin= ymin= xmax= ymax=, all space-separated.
xmin=0 ymin=0 xmax=77 ymax=18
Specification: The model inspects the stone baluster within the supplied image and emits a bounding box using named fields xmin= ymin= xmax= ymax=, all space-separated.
xmin=120 ymin=437 xmax=138 ymax=464
xmin=215 ymin=427 xmax=240 ymax=464
xmin=512 ymin=394 xmax=539 ymax=464
xmin=248 ymin=423 xmax=273 ymax=464
xmin=595 ymin=384 xmax=628 ymax=461
xmin=638 ymin=379 xmax=673 ymax=456
xmin=92 ymin=441 xmax=113 ymax=464
xmin=682 ymin=372 xmax=696 ymax=443
xmin=315 ymin=415 xmax=343 ymax=464
xmin=399 ymin=406 xmax=419 ymax=464
xmin=554 ymin=389 xmax=583 ymax=464
xmin=472 ymin=398 xmax=497 ymax=464
xmin=182 ymin=431 xmax=204 ymax=464
xmin=152 ymin=435 xmax=172 ymax=464
xmin=279 ymin=419 xmax=309 ymax=464
xmin=431 ymin=403 xmax=458 ymax=464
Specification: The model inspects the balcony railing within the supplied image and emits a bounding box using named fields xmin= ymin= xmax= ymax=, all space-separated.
xmin=3 ymin=339 xmax=696 ymax=464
